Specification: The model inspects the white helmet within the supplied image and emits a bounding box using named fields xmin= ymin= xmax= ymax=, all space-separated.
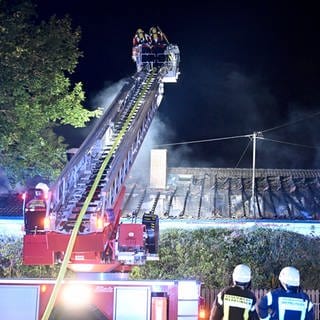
xmin=279 ymin=266 xmax=300 ymax=289
xmin=232 ymin=264 xmax=251 ymax=284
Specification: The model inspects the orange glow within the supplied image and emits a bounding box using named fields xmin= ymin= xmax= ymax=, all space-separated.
xmin=96 ymin=217 xmax=104 ymax=231
xmin=41 ymin=285 xmax=47 ymax=293
xmin=21 ymin=192 xmax=27 ymax=200
xmin=198 ymin=296 xmax=207 ymax=320
xmin=44 ymin=217 xmax=50 ymax=230
xmin=198 ymin=305 xmax=207 ymax=319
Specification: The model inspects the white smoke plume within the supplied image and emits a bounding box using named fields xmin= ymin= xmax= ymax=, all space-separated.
xmin=92 ymin=79 xmax=127 ymax=111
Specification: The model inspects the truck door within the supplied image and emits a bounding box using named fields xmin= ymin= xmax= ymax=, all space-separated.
xmin=0 ymin=285 xmax=40 ymax=319
xmin=114 ymin=286 xmax=151 ymax=320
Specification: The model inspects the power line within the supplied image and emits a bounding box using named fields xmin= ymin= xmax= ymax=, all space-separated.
xmin=155 ymin=132 xmax=320 ymax=151
xmin=155 ymin=110 xmax=320 ymax=152
xmin=155 ymin=133 xmax=251 ymax=148
xmin=261 ymin=110 xmax=320 ymax=134
xmin=260 ymin=137 xmax=320 ymax=149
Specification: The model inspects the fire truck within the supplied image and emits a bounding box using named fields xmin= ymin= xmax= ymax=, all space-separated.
xmin=22 ymin=28 xmax=180 ymax=273
xmin=0 ymin=278 xmax=207 ymax=319
xmin=3 ymin=28 xmax=208 ymax=319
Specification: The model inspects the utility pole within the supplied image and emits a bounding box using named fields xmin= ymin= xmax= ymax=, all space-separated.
xmin=251 ymin=131 xmax=263 ymax=218
xmin=251 ymin=132 xmax=257 ymax=218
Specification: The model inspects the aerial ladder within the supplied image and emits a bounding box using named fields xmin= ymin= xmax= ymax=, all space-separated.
xmin=23 ymin=29 xmax=180 ymax=273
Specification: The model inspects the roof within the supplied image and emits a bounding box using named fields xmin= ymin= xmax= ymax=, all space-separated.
xmin=123 ymin=168 xmax=320 ymax=220
xmin=2 ymin=168 xmax=320 ymax=221
xmin=0 ymin=193 xmax=23 ymax=218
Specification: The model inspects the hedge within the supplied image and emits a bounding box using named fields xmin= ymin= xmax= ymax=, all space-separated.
xmin=130 ymin=228 xmax=320 ymax=289
xmin=1 ymin=228 xmax=319 ymax=289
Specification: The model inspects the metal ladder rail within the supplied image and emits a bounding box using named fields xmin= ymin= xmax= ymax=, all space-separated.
xmin=48 ymin=81 xmax=134 ymax=216
xmin=97 ymin=70 xmax=158 ymax=207
xmin=56 ymin=70 xmax=157 ymax=232
xmin=49 ymin=72 xmax=148 ymax=218
xmin=52 ymin=71 xmax=154 ymax=222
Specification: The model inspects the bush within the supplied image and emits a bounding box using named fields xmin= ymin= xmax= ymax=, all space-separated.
xmin=130 ymin=228 xmax=320 ymax=289
xmin=1 ymin=229 xmax=319 ymax=289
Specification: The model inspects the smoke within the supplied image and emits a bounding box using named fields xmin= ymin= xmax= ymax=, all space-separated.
xmin=192 ymin=63 xmax=278 ymax=136
xmin=129 ymin=116 xmax=173 ymax=185
xmin=129 ymin=111 xmax=220 ymax=185
xmin=257 ymin=107 xmax=320 ymax=169
xmin=64 ymin=79 xmax=127 ymax=147
xmin=91 ymin=79 xmax=127 ymax=111
xmin=157 ymin=62 xmax=279 ymax=168
xmin=159 ymin=61 xmax=320 ymax=169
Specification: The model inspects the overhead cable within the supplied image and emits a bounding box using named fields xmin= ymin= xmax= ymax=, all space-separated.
xmin=261 ymin=110 xmax=320 ymax=134
xmin=155 ymin=109 xmax=320 ymax=150
xmin=155 ymin=134 xmax=251 ymax=148
xmin=260 ymin=137 xmax=320 ymax=149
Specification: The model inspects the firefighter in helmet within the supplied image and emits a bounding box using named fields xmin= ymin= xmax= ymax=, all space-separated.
xmin=149 ymin=26 xmax=159 ymax=44
xmin=132 ymin=28 xmax=152 ymax=67
xmin=149 ymin=26 xmax=168 ymax=45
xmin=133 ymin=28 xmax=150 ymax=46
xmin=148 ymin=26 xmax=169 ymax=68
xmin=257 ymin=266 xmax=314 ymax=320
xmin=210 ymin=264 xmax=259 ymax=320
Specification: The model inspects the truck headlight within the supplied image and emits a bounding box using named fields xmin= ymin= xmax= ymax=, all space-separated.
xmin=61 ymin=284 xmax=92 ymax=308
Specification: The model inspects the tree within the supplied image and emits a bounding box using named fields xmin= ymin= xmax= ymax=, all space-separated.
xmin=0 ymin=0 xmax=101 ymax=187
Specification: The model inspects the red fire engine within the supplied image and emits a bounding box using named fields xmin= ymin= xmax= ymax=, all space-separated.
xmin=22 ymin=27 xmax=180 ymax=273
xmin=8 ymin=28 xmax=209 ymax=320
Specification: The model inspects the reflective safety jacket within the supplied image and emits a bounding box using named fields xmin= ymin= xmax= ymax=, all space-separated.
xmin=210 ymin=285 xmax=259 ymax=320
xmin=257 ymin=288 xmax=314 ymax=320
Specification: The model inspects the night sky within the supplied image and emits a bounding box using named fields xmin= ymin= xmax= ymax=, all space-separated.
xmin=34 ymin=1 xmax=320 ymax=169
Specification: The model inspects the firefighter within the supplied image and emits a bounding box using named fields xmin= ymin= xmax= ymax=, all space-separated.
xmin=149 ymin=26 xmax=168 ymax=45
xmin=149 ymin=26 xmax=159 ymax=44
xmin=132 ymin=28 xmax=150 ymax=47
xmin=148 ymin=26 xmax=168 ymax=68
xmin=210 ymin=264 xmax=259 ymax=320
xmin=132 ymin=28 xmax=152 ymax=67
xmin=257 ymin=266 xmax=314 ymax=320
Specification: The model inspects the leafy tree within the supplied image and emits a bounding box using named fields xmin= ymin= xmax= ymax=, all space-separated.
xmin=0 ymin=0 xmax=101 ymax=187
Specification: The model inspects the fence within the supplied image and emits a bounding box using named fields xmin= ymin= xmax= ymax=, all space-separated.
xmin=201 ymin=287 xmax=319 ymax=320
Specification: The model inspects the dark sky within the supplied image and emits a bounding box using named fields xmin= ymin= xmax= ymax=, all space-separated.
xmin=34 ymin=1 xmax=320 ymax=169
